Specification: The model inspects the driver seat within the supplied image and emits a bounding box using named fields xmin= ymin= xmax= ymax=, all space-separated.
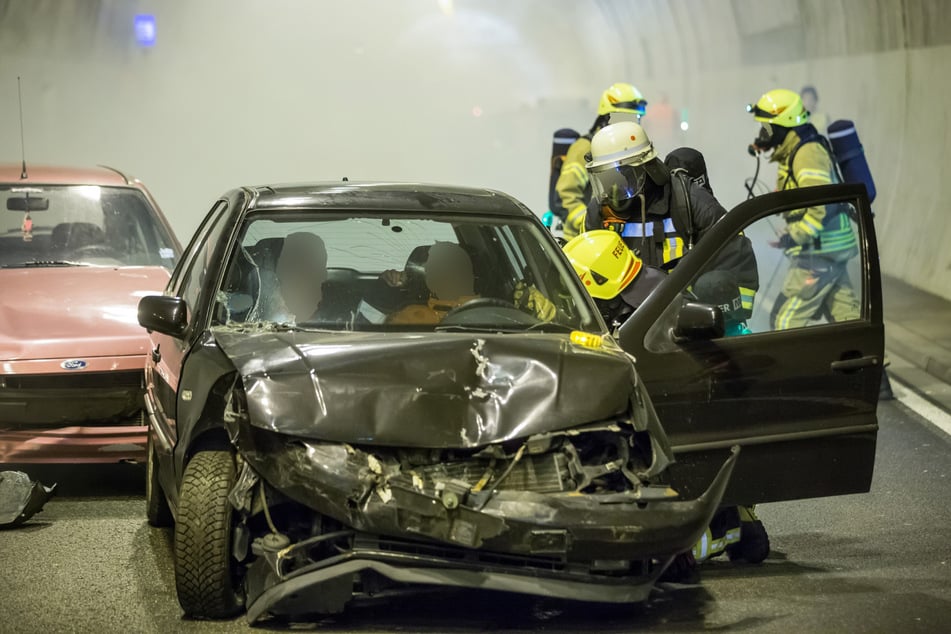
xmin=402 ymin=244 xmax=432 ymax=303
xmin=49 ymin=222 xmax=105 ymax=252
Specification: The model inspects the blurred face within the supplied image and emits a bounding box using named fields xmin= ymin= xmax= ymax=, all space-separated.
xmin=800 ymin=91 xmax=818 ymax=113
xmin=424 ymin=243 xmax=474 ymax=300
xmin=277 ymin=232 xmax=328 ymax=319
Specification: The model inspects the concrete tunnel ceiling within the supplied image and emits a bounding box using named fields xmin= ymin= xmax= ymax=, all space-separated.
xmin=0 ymin=0 xmax=949 ymax=298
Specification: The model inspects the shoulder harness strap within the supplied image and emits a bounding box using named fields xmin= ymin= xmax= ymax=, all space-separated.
xmin=668 ymin=168 xmax=696 ymax=249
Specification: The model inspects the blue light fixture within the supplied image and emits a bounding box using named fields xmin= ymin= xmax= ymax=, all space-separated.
xmin=134 ymin=14 xmax=156 ymax=47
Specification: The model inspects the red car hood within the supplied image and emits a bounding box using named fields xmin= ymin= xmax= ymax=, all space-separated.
xmin=0 ymin=266 xmax=170 ymax=362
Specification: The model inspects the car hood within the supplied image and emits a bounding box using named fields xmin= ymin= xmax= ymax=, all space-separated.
xmin=214 ymin=329 xmax=639 ymax=448
xmin=0 ymin=266 xmax=170 ymax=361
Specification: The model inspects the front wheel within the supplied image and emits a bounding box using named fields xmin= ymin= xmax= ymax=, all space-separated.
xmin=174 ymin=450 xmax=245 ymax=618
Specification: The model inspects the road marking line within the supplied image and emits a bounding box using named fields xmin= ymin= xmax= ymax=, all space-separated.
xmin=892 ymin=379 xmax=951 ymax=439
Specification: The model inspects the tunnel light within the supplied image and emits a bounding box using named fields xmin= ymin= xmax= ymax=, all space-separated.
xmin=135 ymin=15 xmax=156 ymax=47
xmin=680 ymin=121 xmax=689 ymax=131
xmin=438 ymin=0 xmax=454 ymax=16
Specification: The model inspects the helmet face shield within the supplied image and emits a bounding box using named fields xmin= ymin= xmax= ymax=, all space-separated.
xmin=590 ymin=163 xmax=648 ymax=211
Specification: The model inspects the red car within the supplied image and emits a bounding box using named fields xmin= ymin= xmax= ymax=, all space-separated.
xmin=0 ymin=164 xmax=181 ymax=463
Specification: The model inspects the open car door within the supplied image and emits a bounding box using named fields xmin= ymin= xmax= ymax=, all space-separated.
xmin=619 ymin=183 xmax=882 ymax=505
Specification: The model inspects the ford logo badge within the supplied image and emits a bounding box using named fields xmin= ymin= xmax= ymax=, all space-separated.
xmin=61 ymin=359 xmax=87 ymax=370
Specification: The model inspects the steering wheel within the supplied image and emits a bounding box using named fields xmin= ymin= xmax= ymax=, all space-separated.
xmin=444 ymin=297 xmax=519 ymax=319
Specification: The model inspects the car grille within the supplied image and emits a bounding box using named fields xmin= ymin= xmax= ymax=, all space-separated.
xmin=0 ymin=370 xmax=144 ymax=426
xmin=417 ymin=452 xmax=571 ymax=494
xmin=1 ymin=371 xmax=142 ymax=390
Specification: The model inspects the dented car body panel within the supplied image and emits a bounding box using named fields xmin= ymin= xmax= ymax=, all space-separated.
xmin=214 ymin=329 xmax=647 ymax=447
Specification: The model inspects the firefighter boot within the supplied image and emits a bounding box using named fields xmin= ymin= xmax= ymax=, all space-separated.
xmin=726 ymin=505 xmax=770 ymax=564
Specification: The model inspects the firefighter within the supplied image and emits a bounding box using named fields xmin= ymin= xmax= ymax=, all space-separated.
xmin=561 ymin=229 xmax=665 ymax=331
xmin=555 ymin=82 xmax=647 ymax=239
xmin=564 ymin=231 xmax=770 ymax=576
xmin=748 ymin=88 xmax=859 ymax=330
xmin=583 ymin=120 xmax=759 ymax=318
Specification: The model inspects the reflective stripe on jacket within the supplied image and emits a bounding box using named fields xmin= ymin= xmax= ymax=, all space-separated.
xmin=555 ymin=136 xmax=592 ymax=239
xmin=773 ymin=128 xmax=857 ymax=258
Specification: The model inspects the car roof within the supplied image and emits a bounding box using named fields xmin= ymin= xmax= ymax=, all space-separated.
xmin=0 ymin=163 xmax=139 ymax=187
xmin=246 ymin=182 xmax=535 ymax=217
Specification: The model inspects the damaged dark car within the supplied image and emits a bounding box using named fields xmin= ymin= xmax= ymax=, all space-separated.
xmin=139 ymin=182 xmax=884 ymax=622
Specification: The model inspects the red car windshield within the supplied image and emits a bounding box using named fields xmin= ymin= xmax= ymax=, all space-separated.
xmin=0 ymin=185 xmax=179 ymax=269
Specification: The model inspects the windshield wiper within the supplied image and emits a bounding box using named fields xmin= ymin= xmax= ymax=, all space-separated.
xmin=434 ymin=324 xmax=524 ymax=333
xmin=524 ymin=321 xmax=577 ymax=333
xmin=3 ymin=260 xmax=89 ymax=268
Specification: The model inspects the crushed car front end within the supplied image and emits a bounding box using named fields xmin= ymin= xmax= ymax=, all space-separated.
xmin=211 ymin=329 xmax=737 ymax=622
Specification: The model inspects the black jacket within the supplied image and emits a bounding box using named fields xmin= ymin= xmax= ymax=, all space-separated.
xmin=585 ymin=177 xmax=725 ymax=269
xmin=585 ymin=173 xmax=759 ymax=316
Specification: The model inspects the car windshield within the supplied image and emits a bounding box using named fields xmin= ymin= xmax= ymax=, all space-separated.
xmin=0 ymin=185 xmax=179 ymax=269
xmin=214 ymin=211 xmax=603 ymax=333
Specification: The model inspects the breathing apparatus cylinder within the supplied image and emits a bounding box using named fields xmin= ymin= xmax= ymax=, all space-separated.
xmin=827 ymin=120 xmax=876 ymax=203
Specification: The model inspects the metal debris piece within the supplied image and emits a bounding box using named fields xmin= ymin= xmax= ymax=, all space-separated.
xmin=0 ymin=471 xmax=56 ymax=528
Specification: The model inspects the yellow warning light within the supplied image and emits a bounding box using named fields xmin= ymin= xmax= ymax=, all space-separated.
xmin=569 ymin=331 xmax=603 ymax=349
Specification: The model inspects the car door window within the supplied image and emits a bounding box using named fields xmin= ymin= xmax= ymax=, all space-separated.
xmin=644 ymin=200 xmax=865 ymax=353
xmin=177 ymin=201 xmax=229 ymax=324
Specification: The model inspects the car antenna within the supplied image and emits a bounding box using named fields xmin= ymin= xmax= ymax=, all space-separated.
xmin=17 ymin=76 xmax=28 ymax=180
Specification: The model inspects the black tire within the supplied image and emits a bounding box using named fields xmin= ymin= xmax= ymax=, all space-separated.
xmin=174 ymin=450 xmax=245 ymax=618
xmin=146 ymin=433 xmax=173 ymax=527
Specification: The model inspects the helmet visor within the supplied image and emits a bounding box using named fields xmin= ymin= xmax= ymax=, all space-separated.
xmin=613 ymin=99 xmax=647 ymax=116
xmin=591 ymin=163 xmax=648 ymax=209
xmin=747 ymin=103 xmax=777 ymax=120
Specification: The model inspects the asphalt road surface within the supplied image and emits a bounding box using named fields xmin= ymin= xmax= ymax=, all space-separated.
xmin=2 ymin=396 xmax=950 ymax=634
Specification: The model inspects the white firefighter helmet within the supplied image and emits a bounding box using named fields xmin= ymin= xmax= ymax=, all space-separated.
xmin=585 ymin=121 xmax=658 ymax=212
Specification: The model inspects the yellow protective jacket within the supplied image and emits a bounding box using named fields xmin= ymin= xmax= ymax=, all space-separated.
xmin=554 ymin=136 xmax=592 ymax=239
xmin=772 ymin=127 xmax=857 ymax=259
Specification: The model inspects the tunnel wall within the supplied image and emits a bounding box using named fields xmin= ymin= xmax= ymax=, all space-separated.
xmin=0 ymin=0 xmax=948 ymax=298
xmin=592 ymin=0 xmax=951 ymax=299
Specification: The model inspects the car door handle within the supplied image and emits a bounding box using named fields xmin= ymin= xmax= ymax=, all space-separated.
xmin=151 ymin=345 xmax=161 ymax=363
xmin=830 ymin=355 xmax=879 ymax=372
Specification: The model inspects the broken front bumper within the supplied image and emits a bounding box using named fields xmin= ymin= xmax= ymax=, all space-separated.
xmin=239 ymin=443 xmax=738 ymax=621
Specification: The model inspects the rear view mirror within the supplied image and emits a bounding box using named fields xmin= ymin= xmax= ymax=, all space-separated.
xmin=7 ymin=196 xmax=49 ymax=211
xmin=672 ymin=301 xmax=725 ymax=342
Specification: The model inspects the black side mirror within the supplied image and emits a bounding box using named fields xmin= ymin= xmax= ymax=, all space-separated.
xmin=138 ymin=295 xmax=187 ymax=338
xmin=672 ymin=301 xmax=725 ymax=342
